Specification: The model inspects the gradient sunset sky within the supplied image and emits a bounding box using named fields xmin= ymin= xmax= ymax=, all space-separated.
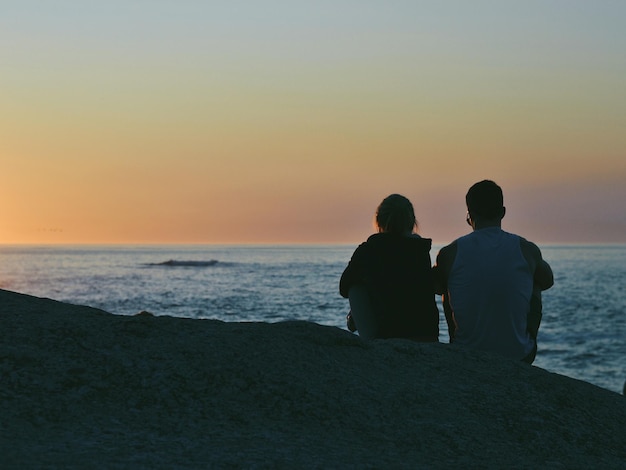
xmin=2 ymin=1 xmax=625 ymax=244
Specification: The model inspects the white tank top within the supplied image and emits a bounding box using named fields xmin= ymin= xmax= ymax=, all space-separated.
xmin=448 ymin=227 xmax=535 ymax=360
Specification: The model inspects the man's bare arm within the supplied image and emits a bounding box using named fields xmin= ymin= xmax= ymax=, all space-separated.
xmin=433 ymin=243 xmax=458 ymax=343
xmin=432 ymin=242 xmax=456 ymax=295
xmin=535 ymin=259 xmax=554 ymax=290
xmin=521 ymin=239 xmax=554 ymax=290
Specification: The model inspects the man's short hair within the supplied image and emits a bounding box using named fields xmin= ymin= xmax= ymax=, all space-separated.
xmin=466 ymin=180 xmax=504 ymax=219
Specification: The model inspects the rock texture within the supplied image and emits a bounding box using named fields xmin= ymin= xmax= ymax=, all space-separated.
xmin=1 ymin=289 xmax=625 ymax=468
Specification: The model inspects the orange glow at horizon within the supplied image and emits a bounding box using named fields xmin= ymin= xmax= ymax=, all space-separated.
xmin=2 ymin=2 xmax=625 ymax=245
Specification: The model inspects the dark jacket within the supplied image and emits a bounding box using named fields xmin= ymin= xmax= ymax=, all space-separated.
xmin=340 ymin=233 xmax=439 ymax=340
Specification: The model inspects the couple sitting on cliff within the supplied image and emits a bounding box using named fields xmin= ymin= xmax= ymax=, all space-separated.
xmin=340 ymin=180 xmax=554 ymax=365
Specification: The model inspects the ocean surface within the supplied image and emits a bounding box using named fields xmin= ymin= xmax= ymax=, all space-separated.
xmin=1 ymin=244 xmax=624 ymax=394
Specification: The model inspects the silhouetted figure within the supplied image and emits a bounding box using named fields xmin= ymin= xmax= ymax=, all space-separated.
xmin=340 ymin=194 xmax=439 ymax=341
xmin=433 ymin=180 xmax=554 ymax=364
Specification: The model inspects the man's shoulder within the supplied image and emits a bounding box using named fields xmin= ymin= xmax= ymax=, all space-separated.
xmin=498 ymin=230 xmax=541 ymax=255
xmin=514 ymin=235 xmax=554 ymax=289
xmin=438 ymin=239 xmax=458 ymax=253
xmin=436 ymin=240 xmax=459 ymax=265
xmin=516 ymin=235 xmax=543 ymax=258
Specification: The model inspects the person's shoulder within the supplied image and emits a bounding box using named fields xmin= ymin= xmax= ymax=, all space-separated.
xmin=436 ymin=239 xmax=458 ymax=262
xmin=408 ymin=233 xmax=433 ymax=250
xmin=353 ymin=236 xmax=374 ymax=252
xmin=365 ymin=232 xmax=385 ymax=243
xmin=433 ymin=240 xmax=458 ymax=288
xmin=514 ymin=234 xmax=554 ymax=288
xmin=438 ymin=238 xmax=459 ymax=253
xmin=516 ymin=235 xmax=543 ymax=258
xmin=348 ymin=235 xmax=375 ymax=256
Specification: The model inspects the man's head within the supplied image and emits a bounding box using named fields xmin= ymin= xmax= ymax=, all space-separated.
xmin=466 ymin=180 xmax=505 ymax=223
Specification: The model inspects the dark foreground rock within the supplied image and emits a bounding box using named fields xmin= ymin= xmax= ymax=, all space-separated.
xmin=1 ymin=289 xmax=624 ymax=468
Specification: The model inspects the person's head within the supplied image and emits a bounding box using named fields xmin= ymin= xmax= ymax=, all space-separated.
xmin=375 ymin=194 xmax=417 ymax=235
xmin=465 ymin=180 xmax=506 ymax=227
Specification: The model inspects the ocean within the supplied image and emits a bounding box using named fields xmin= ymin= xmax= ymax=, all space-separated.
xmin=1 ymin=244 xmax=624 ymax=394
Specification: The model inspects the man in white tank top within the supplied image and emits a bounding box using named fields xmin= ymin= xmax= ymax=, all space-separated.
xmin=433 ymin=180 xmax=554 ymax=363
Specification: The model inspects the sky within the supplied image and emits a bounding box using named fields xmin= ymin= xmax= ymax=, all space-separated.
xmin=1 ymin=1 xmax=625 ymax=245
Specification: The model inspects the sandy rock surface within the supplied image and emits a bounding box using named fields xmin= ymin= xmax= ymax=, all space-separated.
xmin=1 ymin=289 xmax=625 ymax=468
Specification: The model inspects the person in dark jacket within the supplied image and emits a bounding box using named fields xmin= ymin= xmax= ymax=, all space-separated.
xmin=339 ymin=194 xmax=439 ymax=341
